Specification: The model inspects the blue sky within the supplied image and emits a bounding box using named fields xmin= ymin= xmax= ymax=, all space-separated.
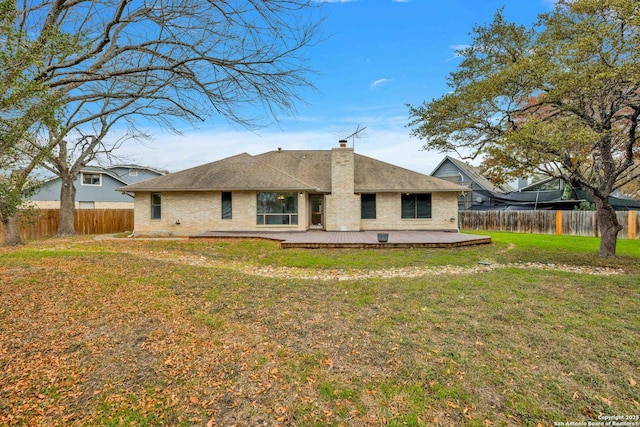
xmin=118 ymin=0 xmax=555 ymax=175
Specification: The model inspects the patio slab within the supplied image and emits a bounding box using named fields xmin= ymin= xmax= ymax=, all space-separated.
xmin=190 ymin=230 xmax=491 ymax=248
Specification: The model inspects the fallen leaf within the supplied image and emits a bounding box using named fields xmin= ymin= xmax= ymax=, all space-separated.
xmin=573 ymin=391 xmax=580 ymax=400
xmin=464 ymin=405 xmax=476 ymax=420
xmin=484 ymin=420 xmax=494 ymax=426
xmin=206 ymin=419 xmax=215 ymax=427
xmin=601 ymin=396 xmax=613 ymax=406
xmin=630 ymin=377 xmax=637 ymax=387
xmin=190 ymin=396 xmax=200 ymax=404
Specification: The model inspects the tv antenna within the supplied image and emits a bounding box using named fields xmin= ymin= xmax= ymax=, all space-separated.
xmin=339 ymin=125 xmax=367 ymax=149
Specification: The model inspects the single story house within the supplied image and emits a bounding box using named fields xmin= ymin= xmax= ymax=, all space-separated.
xmin=118 ymin=142 xmax=470 ymax=236
xmin=31 ymin=164 xmax=166 ymax=209
xmin=432 ymin=156 xmax=640 ymax=211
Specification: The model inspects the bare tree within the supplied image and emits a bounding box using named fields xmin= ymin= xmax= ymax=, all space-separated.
xmin=9 ymin=0 xmax=323 ymax=236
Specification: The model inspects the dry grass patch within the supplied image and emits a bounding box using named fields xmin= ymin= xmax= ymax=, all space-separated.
xmin=0 ymin=235 xmax=638 ymax=426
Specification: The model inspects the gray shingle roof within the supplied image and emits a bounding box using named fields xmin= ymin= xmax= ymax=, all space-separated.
xmin=353 ymin=154 xmax=466 ymax=192
xmin=118 ymin=150 xmax=469 ymax=193
xmin=433 ymin=156 xmax=514 ymax=193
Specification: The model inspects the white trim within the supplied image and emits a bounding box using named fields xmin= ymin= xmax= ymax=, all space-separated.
xmin=81 ymin=172 xmax=102 ymax=186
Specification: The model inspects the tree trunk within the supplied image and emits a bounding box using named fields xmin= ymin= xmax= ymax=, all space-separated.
xmin=2 ymin=214 xmax=24 ymax=246
xmin=594 ymin=197 xmax=622 ymax=257
xmin=57 ymin=173 xmax=77 ymax=236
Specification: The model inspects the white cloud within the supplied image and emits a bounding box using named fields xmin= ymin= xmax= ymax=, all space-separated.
xmin=369 ymin=78 xmax=393 ymax=89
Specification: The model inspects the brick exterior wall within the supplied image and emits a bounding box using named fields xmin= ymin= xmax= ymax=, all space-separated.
xmin=360 ymin=192 xmax=459 ymax=231
xmin=132 ymin=191 xmax=308 ymax=236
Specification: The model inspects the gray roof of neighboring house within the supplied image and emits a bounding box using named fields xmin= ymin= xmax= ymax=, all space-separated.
xmin=118 ymin=150 xmax=469 ymax=193
xmin=516 ymin=176 xmax=560 ymax=192
xmin=38 ymin=164 xmax=165 ymax=186
xmin=102 ymin=165 xmax=168 ymax=183
xmin=432 ymin=156 xmax=514 ymax=193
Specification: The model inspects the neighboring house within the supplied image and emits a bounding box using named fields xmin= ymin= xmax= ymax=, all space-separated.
xmin=30 ymin=164 xmax=166 ymax=209
xmin=118 ymin=143 xmax=470 ymax=236
xmin=507 ymin=177 xmax=640 ymax=211
xmin=432 ymin=156 xmax=640 ymax=211
xmin=431 ymin=156 xmax=514 ymax=210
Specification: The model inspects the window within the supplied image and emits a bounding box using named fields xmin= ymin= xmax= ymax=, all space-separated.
xmin=129 ymin=169 xmax=138 ymax=177
xmin=361 ymin=194 xmax=376 ymax=219
xmin=151 ymin=192 xmax=161 ymax=220
xmin=222 ymin=192 xmax=232 ymax=219
xmin=401 ymin=193 xmax=432 ymax=219
xmin=81 ymin=173 xmax=101 ymax=186
xmin=256 ymin=192 xmax=298 ymax=225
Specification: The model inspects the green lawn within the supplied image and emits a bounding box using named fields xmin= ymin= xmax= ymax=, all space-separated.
xmin=0 ymin=232 xmax=638 ymax=426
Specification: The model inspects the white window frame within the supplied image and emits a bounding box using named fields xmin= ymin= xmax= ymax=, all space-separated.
xmin=81 ymin=172 xmax=102 ymax=186
xmin=151 ymin=193 xmax=162 ymax=220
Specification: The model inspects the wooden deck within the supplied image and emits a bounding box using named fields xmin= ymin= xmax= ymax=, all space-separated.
xmin=190 ymin=230 xmax=492 ymax=249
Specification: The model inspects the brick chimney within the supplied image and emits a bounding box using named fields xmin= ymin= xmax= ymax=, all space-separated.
xmin=325 ymin=141 xmax=359 ymax=231
xmin=331 ymin=143 xmax=354 ymax=194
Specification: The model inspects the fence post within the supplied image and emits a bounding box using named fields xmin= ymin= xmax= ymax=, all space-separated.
xmin=555 ymin=210 xmax=563 ymax=236
xmin=629 ymin=211 xmax=637 ymax=240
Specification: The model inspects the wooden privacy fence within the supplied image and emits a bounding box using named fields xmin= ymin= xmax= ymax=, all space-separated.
xmin=459 ymin=210 xmax=639 ymax=240
xmin=0 ymin=209 xmax=134 ymax=243
xmin=3 ymin=208 xmax=638 ymax=242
